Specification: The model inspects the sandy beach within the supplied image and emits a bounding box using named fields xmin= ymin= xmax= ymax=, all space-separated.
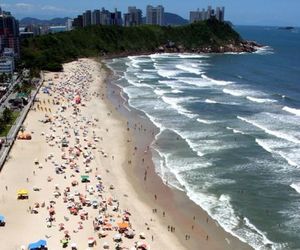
xmin=0 ymin=58 xmax=251 ymax=250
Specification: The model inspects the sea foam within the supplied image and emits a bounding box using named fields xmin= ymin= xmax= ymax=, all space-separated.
xmin=175 ymin=64 xmax=203 ymax=75
xmin=246 ymin=96 xmax=277 ymax=103
xmin=290 ymin=183 xmax=300 ymax=194
xmin=283 ymin=106 xmax=300 ymax=116
xmin=161 ymin=96 xmax=197 ymax=119
xmin=238 ymin=116 xmax=300 ymax=144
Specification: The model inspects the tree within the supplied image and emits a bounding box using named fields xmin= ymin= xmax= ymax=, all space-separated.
xmin=2 ymin=107 xmax=13 ymax=123
xmin=0 ymin=117 xmax=5 ymax=132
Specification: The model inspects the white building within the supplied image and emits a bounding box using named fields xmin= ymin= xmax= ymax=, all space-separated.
xmin=3 ymin=48 xmax=15 ymax=58
xmin=66 ymin=18 xmax=73 ymax=31
xmin=0 ymin=58 xmax=14 ymax=74
xmin=146 ymin=5 xmax=164 ymax=26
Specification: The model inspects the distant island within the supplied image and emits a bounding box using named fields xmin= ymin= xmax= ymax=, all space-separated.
xmin=21 ymin=19 xmax=261 ymax=73
xmin=278 ymin=26 xmax=294 ymax=30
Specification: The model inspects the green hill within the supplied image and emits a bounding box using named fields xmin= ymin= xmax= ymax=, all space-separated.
xmin=21 ymin=19 xmax=257 ymax=72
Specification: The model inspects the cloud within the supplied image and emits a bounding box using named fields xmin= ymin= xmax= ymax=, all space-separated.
xmin=0 ymin=3 xmax=11 ymax=8
xmin=1 ymin=2 xmax=78 ymax=16
xmin=40 ymin=5 xmax=78 ymax=13
xmin=15 ymin=3 xmax=34 ymax=10
xmin=41 ymin=5 xmax=65 ymax=12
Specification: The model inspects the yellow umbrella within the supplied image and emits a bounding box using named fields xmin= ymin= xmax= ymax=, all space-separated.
xmin=17 ymin=189 xmax=29 ymax=196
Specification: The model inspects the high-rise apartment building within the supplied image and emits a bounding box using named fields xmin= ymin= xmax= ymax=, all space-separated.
xmin=0 ymin=8 xmax=19 ymax=57
xmin=146 ymin=5 xmax=164 ymax=26
xmin=72 ymin=15 xmax=83 ymax=28
xmin=110 ymin=9 xmax=123 ymax=26
xmin=190 ymin=6 xmax=225 ymax=23
xmin=92 ymin=10 xmax=101 ymax=25
xmin=215 ymin=7 xmax=225 ymax=22
xmin=83 ymin=10 xmax=92 ymax=27
xmin=124 ymin=7 xmax=142 ymax=27
xmin=66 ymin=18 xmax=73 ymax=31
xmin=99 ymin=8 xmax=111 ymax=25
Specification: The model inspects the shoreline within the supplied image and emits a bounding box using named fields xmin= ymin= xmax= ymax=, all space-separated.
xmin=0 ymin=57 xmax=253 ymax=249
xmin=103 ymin=59 xmax=253 ymax=250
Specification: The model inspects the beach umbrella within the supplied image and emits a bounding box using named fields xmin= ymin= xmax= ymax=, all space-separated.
xmin=139 ymin=232 xmax=146 ymax=239
xmin=61 ymin=239 xmax=68 ymax=246
xmin=17 ymin=189 xmax=28 ymax=196
xmin=98 ymin=230 xmax=107 ymax=238
xmin=74 ymin=95 xmax=81 ymax=104
xmin=0 ymin=214 xmax=5 ymax=226
xmin=113 ymin=233 xmax=122 ymax=242
xmin=71 ymin=242 xmax=77 ymax=247
xmin=88 ymin=237 xmax=95 ymax=247
xmin=28 ymin=239 xmax=47 ymax=250
xmin=137 ymin=242 xmax=149 ymax=250
xmin=0 ymin=215 xmax=5 ymax=222
xmin=81 ymin=175 xmax=90 ymax=182
xmin=117 ymin=222 xmax=129 ymax=229
xmin=48 ymin=208 xmax=55 ymax=215
xmin=125 ymin=229 xmax=135 ymax=238
xmin=17 ymin=189 xmax=29 ymax=199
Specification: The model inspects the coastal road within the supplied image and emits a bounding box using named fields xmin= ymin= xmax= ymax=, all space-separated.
xmin=0 ymin=72 xmax=44 ymax=171
xmin=0 ymin=75 xmax=21 ymax=111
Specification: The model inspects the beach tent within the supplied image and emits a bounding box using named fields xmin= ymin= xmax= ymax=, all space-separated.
xmin=28 ymin=239 xmax=47 ymax=250
xmin=0 ymin=215 xmax=5 ymax=226
xmin=17 ymin=189 xmax=29 ymax=199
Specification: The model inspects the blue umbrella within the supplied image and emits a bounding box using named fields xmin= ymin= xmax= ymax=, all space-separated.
xmin=28 ymin=239 xmax=47 ymax=250
xmin=0 ymin=215 xmax=5 ymax=222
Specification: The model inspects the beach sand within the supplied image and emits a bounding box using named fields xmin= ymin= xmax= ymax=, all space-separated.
xmin=0 ymin=58 xmax=251 ymax=250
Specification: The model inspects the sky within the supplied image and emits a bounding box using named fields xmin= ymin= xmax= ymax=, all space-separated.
xmin=1 ymin=0 xmax=300 ymax=26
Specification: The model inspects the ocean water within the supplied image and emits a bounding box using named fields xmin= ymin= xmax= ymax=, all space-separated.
xmin=106 ymin=26 xmax=300 ymax=250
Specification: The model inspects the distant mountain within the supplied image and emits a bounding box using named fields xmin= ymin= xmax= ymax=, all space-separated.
xmin=20 ymin=17 xmax=69 ymax=26
xmin=142 ymin=12 xmax=189 ymax=26
xmin=164 ymin=12 xmax=189 ymax=26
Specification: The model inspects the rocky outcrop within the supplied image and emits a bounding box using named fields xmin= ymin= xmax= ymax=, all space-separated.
xmin=155 ymin=40 xmax=262 ymax=54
